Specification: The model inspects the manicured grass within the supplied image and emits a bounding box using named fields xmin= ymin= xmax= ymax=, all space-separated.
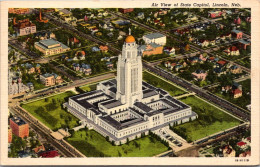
xmin=66 ymin=129 xmax=168 ymax=157
xmin=21 ymin=91 xmax=80 ymax=131
xmin=171 ymin=96 xmax=241 ymax=142
xmin=80 ymin=83 xmax=97 ymax=92
xmin=143 ymin=71 xmax=186 ymax=96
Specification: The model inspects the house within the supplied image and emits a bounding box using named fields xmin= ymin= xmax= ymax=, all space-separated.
xmin=137 ymin=12 xmax=145 ymax=19
xmin=222 ymin=145 xmax=236 ymax=157
xmin=199 ymin=54 xmax=207 ymax=61
xmin=239 ymin=151 xmax=251 ymax=157
xmin=38 ymin=150 xmax=60 ymax=158
xmin=214 ymin=67 xmax=226 ymax=76
xmin=232 ymin=82 xmax=242 ymax=91
xmin=10 ymin=116 xmax=29 ymax=139
xmin=246 ymin=17 xmax=251 ymax=23
xmin=188 ymin=56 xmax=199 ymax=65
xmin=21 ymin=63 xmax=35 ymax=74
xmin=217 ymin=60 xmax=227 ymax=67
xmin=138 ymin=43 xmax=163 ymax=57
xmin=231 ymin=29 xmax=243 ymax=39
xmin=27 ymin=82 xmax=34 ymax=91
xmin=222 ymin=85 xmax=232 ymax=93
xmin=164 ymin=47 xmax=175 ymax=55
xmin=33 ymin=145 xmax=45 ymax=154
xmin=106 ymin=61 xmax=114 ymax=69
xmin=174 ymin=65 xmax=183 ymax=72
xmin=80 ymin=64 xmax=92 ymax=75
xmin=92 ymin=46 xmax=100 ymax=52
xmin=99 ymin=45 xmax=109 ymax=52
xmin=68 ymin=37 xmax=81 ymax=47
xmin=192 ymin=69 xmax=207 ymax=81
xmin=234 ymin=17 xmax=241 ymax=24
xmin=119 ymin=8 xmax=134 ymax=14
xmin=170 ymin=63 xmax=177 ymax=70
xmin=35 ymin=64 xmax=41 ymax=73
xmin=232 ymin=88 xmax=242 ymax=98
xmin=199 ymin=39 xmax=209 ymax=47
xmin=164 ymin=61 xmax=171 ymax=68
xmin=237 ymin=141 xmax=247 ymax=149
xmin=224 ymin=46 xmax=240 ymax=56
xmin=238 ymin=39 xmax=250 ymax=50
xmin=143 ymin=33 xmax=166 ymax=46
xmin=208 ymin=10 xmax=222 ymax=18
xmin=230 ymin=65 xmax=242 ymax=74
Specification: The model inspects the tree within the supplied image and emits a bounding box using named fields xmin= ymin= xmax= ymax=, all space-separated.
xmin=118 ymin=151 xmax=122 ymax=157
xmin=126 ymin=138 xmax=130 ymax=145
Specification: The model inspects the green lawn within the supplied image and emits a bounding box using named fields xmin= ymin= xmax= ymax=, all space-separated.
xmin=21 ymin=91 xmax=80 ymax=131
xmin=79 ymin=83 xmax=97 ymax=92
xmin=171 ymin=96 xmax=241 ymax=142
xmin=66 ymin=129 xmax=168 ymax=157
xmin=143 ymin=71 xmax=186 ymax=96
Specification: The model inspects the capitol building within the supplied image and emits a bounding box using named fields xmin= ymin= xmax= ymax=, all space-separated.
xmin=64 ymin=32 xmax=197 ymax=145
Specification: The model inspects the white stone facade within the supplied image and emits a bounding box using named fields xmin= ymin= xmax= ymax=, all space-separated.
xmin=64 ymin=34 xmax=197 ymax=145
xmin=143 ymin=33 xmax=167 ymax=46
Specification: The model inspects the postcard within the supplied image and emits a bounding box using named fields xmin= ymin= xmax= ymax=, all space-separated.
xmin=0 ymin=0 xmax=259 ymax=165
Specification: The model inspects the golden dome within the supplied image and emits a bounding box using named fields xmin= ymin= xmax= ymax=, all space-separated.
xmin=125 ymin=35 xmax=135 ymax=43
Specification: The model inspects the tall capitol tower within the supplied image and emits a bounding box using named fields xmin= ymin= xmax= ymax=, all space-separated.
xmin=116 ymin=29 xmax=143 ymax=107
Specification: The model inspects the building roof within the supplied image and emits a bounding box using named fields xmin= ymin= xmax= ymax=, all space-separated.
xmin=143 ymin=89 xmax=158 ymax=98
xmin=143 ymin=32 xmax=165 ymax=39
xmin=125 ymin=35 xmax=135 ymax=43
xmin=239 ymin=39 xmax=250 ymax=45
xmin=217 ymin=60 xmax=227 ymax=66
xmin=10 ymin=116 xmax=27 ymax=126
xmin=237 ymin=141 xmax=246 ymax=146
xmin=39 ymin=150 xmax=59 ymax=158
xmin=233 ymin=89 xmax=242 ymax=95
xmin=231 ymin=29 xmax=242 ymax=34
xmin=134 ymin=102 xmax=153 ymax=112
xmin=100 ymin=99 xmax=122 ymax=109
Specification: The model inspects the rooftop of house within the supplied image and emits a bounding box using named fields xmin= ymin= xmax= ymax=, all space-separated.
xmin=231 ymin=29 xmax=242 ymax=34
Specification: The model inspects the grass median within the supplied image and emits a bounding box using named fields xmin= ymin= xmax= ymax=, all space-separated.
xmin=171 ymin=95 xmax=241 ymax=142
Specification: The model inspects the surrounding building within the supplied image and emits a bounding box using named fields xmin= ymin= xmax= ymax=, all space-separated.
xmin=13 ymin=18 xmax=36 ymax=36
xmin=208 ymin=10 xmax=222 ymax=18
xmin=64 ymin=33 xmax=197 ymax=145
xmin=192 ymin=69 xmax=208 ymax=81
xmin=224 ymin=46 xmax=240 ymax=56
xmin=35 ymin=39 xmax=70 ymax=56
xmin=9 ymin=116 xmax=29 ymax=139
xmin=119 ymin=8 xmax=134 ymax=14
xmin=8 ymin=70 xmax=29 ymax=95
xmin=8 ymin=8 xmax=30 ymax=14
xmin=40 ymin=73 xmax=63 ymax=86
xmin=221 ymin=145 xmax=236 ymax=157
xmin=231 ymin=29 xmax=243 ymax=39
xmin=143 ymin=33 xmax=166 ymax=46
xmin=138 ymin=43 xmax=163 ymax=57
